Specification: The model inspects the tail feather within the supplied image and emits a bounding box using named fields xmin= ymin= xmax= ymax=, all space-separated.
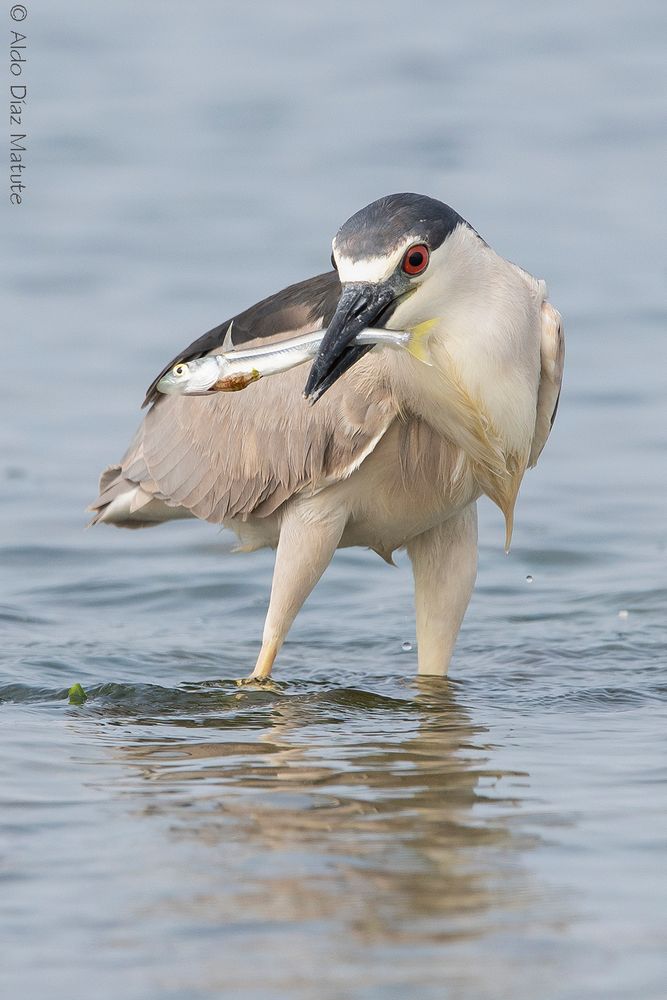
xmin=87 ymin=465 xmax=193 ymax=529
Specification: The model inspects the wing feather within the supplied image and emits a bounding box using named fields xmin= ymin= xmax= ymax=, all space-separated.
xmin=529 ymin=301 xmax=565 ymax=467
xmin=90 ymin=271 xmax=398 ymax=526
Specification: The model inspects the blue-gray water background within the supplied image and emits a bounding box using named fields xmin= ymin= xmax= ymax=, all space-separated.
xmin=1 ymin=2 xmax=666 ymax=998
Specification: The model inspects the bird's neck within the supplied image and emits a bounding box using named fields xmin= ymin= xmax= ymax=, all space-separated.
xmin=387 ymin=250 xmax=544 ymax=548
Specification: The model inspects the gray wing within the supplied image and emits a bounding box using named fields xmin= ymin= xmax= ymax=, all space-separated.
xmin=529 ymin=301 xmax=565 ymax=467
xmin=90 ymin=271 xmax=397 ymax=525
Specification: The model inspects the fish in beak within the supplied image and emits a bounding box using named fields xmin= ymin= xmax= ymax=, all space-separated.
xmin=304 ymin=282 xmax=397 ymax=401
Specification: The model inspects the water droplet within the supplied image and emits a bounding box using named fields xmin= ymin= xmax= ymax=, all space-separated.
xmin=401 ymin=641 xmax=413 ymax=652
xmin=525 ymin=574 xmax=534 ymax=583
xmin=618 ymin=609 xmax=629 ymax=620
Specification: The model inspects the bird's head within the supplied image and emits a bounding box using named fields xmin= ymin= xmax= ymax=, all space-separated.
xmin=304 ymin=193 xmax=475 ymax=401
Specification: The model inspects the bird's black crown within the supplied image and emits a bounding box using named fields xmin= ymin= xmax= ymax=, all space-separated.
xmin=334 ymin=193 xmax=473 ymax=261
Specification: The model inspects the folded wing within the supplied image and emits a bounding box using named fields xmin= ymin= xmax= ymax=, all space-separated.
xmin=89 ymin=271 xmax=397 ymax=526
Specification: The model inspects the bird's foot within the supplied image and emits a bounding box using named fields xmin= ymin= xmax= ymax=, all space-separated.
xmin=236 ymin=639 xmax=281 ymax=687
xmin=235 ymin=674 xmax=275 ymax=689
xmin=237 ymin=639 xmax=280 ymax=688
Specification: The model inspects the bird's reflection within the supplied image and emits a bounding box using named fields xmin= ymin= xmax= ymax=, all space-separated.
xmin=115 ymin=678 xmax=535 ymax=944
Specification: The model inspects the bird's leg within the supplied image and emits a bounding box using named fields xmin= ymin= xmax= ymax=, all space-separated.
xmin=406 ymin=503 xmax=478 ymax=676
xmin=241 ymin=505 xmax=347 ymax=684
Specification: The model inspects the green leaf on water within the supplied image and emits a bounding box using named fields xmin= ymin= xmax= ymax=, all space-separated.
xmin=68 ymin=683 xmax=88 ymax=705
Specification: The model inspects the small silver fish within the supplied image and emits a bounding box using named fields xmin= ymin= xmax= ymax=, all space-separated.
xmin=156 ymin=322 xmax=434 ymax=396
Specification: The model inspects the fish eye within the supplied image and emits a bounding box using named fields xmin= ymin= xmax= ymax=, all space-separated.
xmin=173 ymin=363 xmax=187 ymax=377
xmin=402 ymin=244 xmax=429 ymax=276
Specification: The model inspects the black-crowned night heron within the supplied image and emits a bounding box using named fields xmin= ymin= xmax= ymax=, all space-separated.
xmin=90 ymin=193 xmax=564 ymax=681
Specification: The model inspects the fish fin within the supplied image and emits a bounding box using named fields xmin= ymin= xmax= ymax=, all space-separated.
xmin=221 ymin=320 xmax=234 ymax=352
xmin=406 ymin=319 xmax=438 ymax=366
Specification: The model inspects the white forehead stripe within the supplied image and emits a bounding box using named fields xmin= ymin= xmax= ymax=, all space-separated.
xmin=334 ymin=246 xmax=406 ymax=284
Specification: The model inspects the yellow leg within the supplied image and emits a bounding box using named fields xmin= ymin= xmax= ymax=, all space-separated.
xmin=407 ymin=505 xmax=478 ymax=676
xmin=238 ymin=503 xmax=346 ymax=684
xmin=248 ymin=637 xmax=280 ymax=681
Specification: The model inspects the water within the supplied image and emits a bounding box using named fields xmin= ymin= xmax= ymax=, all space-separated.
xmin=1 ymin=1 xmax=666 ymax=997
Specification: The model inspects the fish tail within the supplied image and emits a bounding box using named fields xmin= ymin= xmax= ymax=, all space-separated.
xmin=406 ymin=319 xmax=438 ymax=366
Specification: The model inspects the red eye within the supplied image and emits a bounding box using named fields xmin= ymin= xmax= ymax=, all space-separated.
xmin=402 ymin=243 xmax=429 ymax=276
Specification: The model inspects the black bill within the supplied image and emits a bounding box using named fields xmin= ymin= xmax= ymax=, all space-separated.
xmin=304 ymin=282 xmax=396 ymax=402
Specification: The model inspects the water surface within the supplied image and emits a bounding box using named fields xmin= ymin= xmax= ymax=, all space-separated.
xmin=1 ymin=2 xmax=666 ymax=998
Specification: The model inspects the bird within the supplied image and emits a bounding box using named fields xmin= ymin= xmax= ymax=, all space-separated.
xmin=89 ymin=193 xmax=564 ymax=682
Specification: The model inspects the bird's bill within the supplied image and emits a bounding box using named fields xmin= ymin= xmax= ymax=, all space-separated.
xmin=304 ymin=282 xmax=396 ymax=401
